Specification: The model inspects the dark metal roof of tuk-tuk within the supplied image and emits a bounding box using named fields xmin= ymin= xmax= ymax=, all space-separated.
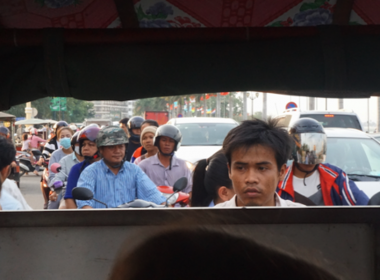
xmin=0 ymin=0 xmax=380 ymax=110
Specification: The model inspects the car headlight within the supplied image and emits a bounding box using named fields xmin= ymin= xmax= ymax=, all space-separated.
xmin=186 ymin=161 xmax=195 ymax=172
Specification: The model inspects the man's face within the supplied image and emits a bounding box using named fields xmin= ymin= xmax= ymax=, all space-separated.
xmin=132 ymin=128 xmax=141 ymax=136
xmin=100 ymin=144 xmax=125 ymax=165
xmin=0 ymin=133 xmax=7 ymax=138
xmin=228 ymin=144 xmax=286 ymax=207
xmin=119 ymin=123 xmax=128 ymax=135
xmin=159 ymin=136 xmax=175 ymax=154
xmin=81 ymin=140 xmax=98 ymax=157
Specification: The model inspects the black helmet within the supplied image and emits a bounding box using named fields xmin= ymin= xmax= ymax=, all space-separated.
xmin=154 ymin=124 xmax=182 ymax=155
xmin=127 ymin=117 xmax=144 ymax=132
xmin=290 ymin=118 xmax=326 ymax=165
xmin=53 ymin=121 xmax=69 ymax=135
xmin=71 ymin=131 xmax=80 ymax=149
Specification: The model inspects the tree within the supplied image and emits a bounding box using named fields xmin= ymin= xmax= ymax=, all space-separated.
xmin=133 ymin=97 xmax=167 ymax=116
xmin=4 ymin=97 xmax=95 ymax=123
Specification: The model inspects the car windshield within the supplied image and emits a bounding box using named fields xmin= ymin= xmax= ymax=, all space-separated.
xmin=325 ymin=137 xmax=380 ymax=179
xmin=176 ymin=123 xmax=237 ymax=146
xmin=301 ymin=114 xmax=361 ymax=130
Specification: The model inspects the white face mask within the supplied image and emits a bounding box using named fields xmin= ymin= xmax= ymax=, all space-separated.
xmin=75 ymin=146 xmax=80 ymax=155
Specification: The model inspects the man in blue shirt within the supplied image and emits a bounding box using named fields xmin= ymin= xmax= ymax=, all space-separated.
xmin=76 ymin=126 xmax=166 ymax=209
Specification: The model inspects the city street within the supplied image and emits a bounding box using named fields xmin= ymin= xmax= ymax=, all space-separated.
xmin=19 ymin=173 xmax=44 ymax=210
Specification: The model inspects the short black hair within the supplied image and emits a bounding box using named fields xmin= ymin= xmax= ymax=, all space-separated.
xmin=0 ymin=136 xmax=16 ymax=190
xmin=119 ymin=118 xmax=129 ymax=125
xmin=0 ymin=136 xmax=16 ymax=171
xmin=223 ymin=118 xmax=292 ymax=171
xmin=142 ymin=119 xmax=159 ymax=128
xmin=192 ymin=150 xmax=232 ymax=207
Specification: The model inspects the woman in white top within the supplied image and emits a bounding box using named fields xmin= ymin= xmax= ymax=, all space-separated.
xmin=21 ymin=134 xmax=31 ymax=151
xmin=134 ymin=126 xmax=158 ymax=165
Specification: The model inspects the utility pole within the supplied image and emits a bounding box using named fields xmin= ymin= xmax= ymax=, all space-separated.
xmin=216 ymin=93 xmax=221 ymax=117
xmin=325 ymin=98 xmax=328 ymax=110
xmin=308 ymin=97 xmax=315 ymax=110
xmin=229 ymin=92 xmax=233 ymax=118
xmin=203 ymin=94 xmax=207 ymax=117
xmin=243 ymin=92 xmax=247 ymax=120
xmin=263 ymin=93 xmax=267 ymax=119
xmin=338 ymin=99 xmax=344 ymax=110
xmin=368 ymin=98 xmax=370 ymax=133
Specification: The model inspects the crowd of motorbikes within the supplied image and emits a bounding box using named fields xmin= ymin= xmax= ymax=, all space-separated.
xmin=16 ymin=143 xmax=190 ymax=209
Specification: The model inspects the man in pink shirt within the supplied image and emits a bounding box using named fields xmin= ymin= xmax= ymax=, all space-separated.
xmin=29 ymin=128 xmax=47 ymax=149
xmin=29 ymin=128 xmax=46 ymax=175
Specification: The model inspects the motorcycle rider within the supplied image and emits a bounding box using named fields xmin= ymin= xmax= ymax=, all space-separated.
xmin=215 ymin=119 xmax=304 ymax=207
xmin=0 ymin=136 xmax=22 ymax=210
xmin=125 ymin=116 xmax=145 ymax=161
xmin=64 ymin=124 xmax=101 ymax=209
xmin=277 ymin=118 xmax=369 ymax=206
xmin=42 ymin=121 xmax=69 ymax=158
xmin=138 ymin=124 xmax=192 ymax=194
xmin=0 ymin=127 xmax=20 ymax=186
xmin=130 ymin=120 xmax=159 ymax=163
xmin=48 ymin=131 xmax=82 ymax=209
xmin=76 ymin=126 xmax=166 ymax=209
xmin=29 ymin=128 xmax=47 ymax=175
xmin=0 ymin=126 xmax=9 ymax=138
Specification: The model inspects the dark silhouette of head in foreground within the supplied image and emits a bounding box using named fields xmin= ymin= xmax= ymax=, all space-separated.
xmin=109 ymin=228 xmax=339 ymax=280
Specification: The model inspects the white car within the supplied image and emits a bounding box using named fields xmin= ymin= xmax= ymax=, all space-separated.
xmin=166 ymin=117 xmax=239 ymax=166
xmin=324 ymin=128 xmax=380 ymax=198
xmin=275 ymin=109 xmax=364 ymax=131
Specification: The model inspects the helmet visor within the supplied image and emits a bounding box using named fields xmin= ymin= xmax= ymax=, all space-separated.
xmin=292 ymin=133 xmax=327 ymax=165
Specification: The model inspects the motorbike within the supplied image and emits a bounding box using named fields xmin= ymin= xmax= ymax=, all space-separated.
xmin=17 ymin=149 xmax=45 ymax=176
xmin=72 ymin=177 xmax=188 ymax=208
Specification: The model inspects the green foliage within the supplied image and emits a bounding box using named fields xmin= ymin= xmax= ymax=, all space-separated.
xmin=300 ymin=0 xmax=327 ymax=11
xmin=4 ymin=97 xmax=94 ymax=123
xmin=133 ymin=97 xmax=168 ymax=115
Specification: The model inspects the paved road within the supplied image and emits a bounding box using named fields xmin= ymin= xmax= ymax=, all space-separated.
xmin=19 ymin=173 xmax=44 ymax=210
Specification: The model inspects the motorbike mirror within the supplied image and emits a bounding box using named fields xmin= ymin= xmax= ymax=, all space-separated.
xmin=72 ymin=187 xmax=94 ymax=201
xmin=51 ymin=163 xmax=62 ymax=174
xmin=368 ymin=192 xmax=380 ymax=205
xmin=173 ymin=177 xmax=188 ymax=192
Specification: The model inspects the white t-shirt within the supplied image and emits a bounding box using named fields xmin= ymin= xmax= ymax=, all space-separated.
xmin=293 ymin=170 xmax=321 ymax=198
xmin=214 ymin=194 xmax=305 ymax=207
xmin=2 ymin=179 xmax=32 ymax=210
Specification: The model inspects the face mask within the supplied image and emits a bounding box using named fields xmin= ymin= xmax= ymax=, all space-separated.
xmin=74 ymin=146 xmax=80 ymax=154
xmin=60 ymin=137 xmax=71 ymax=149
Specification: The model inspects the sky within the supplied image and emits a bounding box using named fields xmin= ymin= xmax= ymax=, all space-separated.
xmin=246 ymin=92 xmax=379 ymax=128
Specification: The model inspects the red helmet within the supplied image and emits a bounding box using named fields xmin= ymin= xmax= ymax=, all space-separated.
xmin=77 ymin=124 xmax=100 ymax=157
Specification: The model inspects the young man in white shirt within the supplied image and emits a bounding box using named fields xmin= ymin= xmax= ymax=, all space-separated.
xmin=215 ymin=119 xmax=304 ymax=208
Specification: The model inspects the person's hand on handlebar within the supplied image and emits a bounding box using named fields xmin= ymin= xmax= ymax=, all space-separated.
xmin=49 ymin=191 xmax=58 ymax=202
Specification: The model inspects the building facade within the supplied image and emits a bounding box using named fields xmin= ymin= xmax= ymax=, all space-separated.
xmin=92 ymin=100 xmax=135 ymax=120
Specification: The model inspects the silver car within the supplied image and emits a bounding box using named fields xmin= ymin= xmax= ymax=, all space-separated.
xmin=324 ymin=128 xmax=380 ymax=198
xmin=166 ymin=117 xmax=239 ymax=166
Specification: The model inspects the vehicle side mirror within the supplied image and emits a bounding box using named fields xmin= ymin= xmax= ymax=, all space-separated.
xmin=72 ymin=187 xmax=94 ymax=201
xmin=173 ymin=177 xmax=187 ymax=192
